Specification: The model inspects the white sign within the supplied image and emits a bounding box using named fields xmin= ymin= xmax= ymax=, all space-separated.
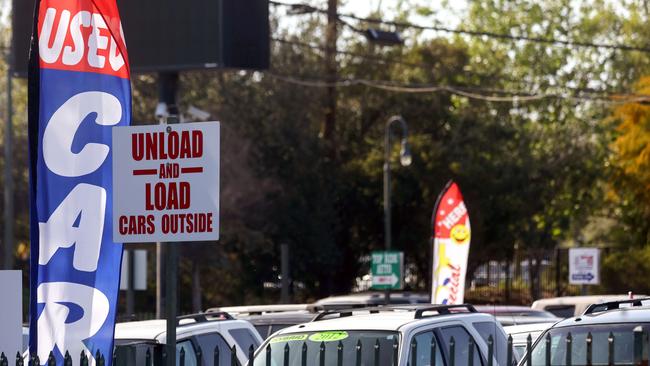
xmin=113 ymin=122 xmax=220 ymax=242
xmin=0 ymin=271 xmax=22 ymax=355
xmin=569 ymin=247 xmax=600 ymax=285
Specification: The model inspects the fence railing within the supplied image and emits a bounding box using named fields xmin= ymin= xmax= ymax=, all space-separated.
xmin=7 ymin=328 xmax=649 ymax=366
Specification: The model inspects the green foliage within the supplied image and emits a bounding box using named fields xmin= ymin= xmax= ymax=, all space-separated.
xmin=600 ymin=247 xmax=650 ymax=294
xmin=8 ymin=1 xmax=650 ymax=311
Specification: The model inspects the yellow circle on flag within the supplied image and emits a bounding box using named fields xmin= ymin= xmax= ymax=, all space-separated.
xmin=450 ymin=224 xmax=470 ymax=243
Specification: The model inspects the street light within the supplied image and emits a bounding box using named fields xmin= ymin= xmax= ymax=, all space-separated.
xmin=383 ymin=116 xmax=411 ymax=304
xmin=365 ymin=29 xmax=404 ymax=46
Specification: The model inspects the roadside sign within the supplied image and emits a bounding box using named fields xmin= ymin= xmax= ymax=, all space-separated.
xmin=113 ymin=121 xmax=220 ymax=242
xmin=569 ymin=247 xmax=600 ymax=285
xmin=371 ymin=250 xmax=404 ymax=290
xmin=0 ymin=271 xmax=21 ymax=356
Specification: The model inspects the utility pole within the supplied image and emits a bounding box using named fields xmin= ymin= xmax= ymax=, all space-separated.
xmin=323 ymin=0 xmax=337 ymax=145
xmin=4 ymin=50 xmax=14 ymax=270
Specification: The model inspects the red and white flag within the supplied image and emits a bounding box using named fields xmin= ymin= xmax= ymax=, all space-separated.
xmin=431 ymin=181 xmax=471 ymax=304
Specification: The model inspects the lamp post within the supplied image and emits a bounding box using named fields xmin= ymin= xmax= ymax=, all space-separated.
xmin=383 ymin=116 xmax=411 ymax=304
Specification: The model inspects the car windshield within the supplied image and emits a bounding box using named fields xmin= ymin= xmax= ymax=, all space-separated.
xmin=254 ymin=331 xmax=399 ymax=366
xmin=528 ymin=323 xmax=650 ymax=366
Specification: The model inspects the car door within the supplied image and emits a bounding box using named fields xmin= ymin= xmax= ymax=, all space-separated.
xmin=193 ymin=331 xmax=236 ymax=366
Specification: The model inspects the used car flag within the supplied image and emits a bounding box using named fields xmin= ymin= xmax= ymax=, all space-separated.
xmin=28 ymin=0 xmax=131 ymax=363
xmin=430 ymin=181 xmax=471 ymax=304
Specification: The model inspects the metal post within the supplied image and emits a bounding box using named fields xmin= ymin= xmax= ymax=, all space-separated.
xmin=555 ymin=247 xmax=561 ymax=297
xmin=4 ymin=52 xmax=13 ymax=270
xmin=383 ymin=126 xmax=391 ymax=305
xmin=383 ymin=116 xmax=409 ymax=304
xmin=156 ymin=243 xmax=165 ymax=318
xmin=281 ymin=243 xmax=290 ymax=303
xmin=126 ymin=248 xmax=135 ymax=315
xmin=159 ymin=71 xmax=180 ymax=366
xmin=165 ymin=243 xmax=178 ymax=366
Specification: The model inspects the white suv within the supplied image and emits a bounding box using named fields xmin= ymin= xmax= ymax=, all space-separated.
xmin=252 ymin=304 xmax=512 ymax=366
xmin=114 ymin=312 xmax=263 ymax=365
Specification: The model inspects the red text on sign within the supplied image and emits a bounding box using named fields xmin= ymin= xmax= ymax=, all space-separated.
xmin=118 ymin=215 xmax=155 ymax=235
xmin=145 ymin=182 xmax=190 ymax=210
xmin=132 ymin=131 xmax=203 ymax=161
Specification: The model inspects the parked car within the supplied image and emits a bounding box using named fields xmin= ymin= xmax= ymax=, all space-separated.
xmin=207 ymin=304 xmax=375 ymax=339
xmin=503 ymin=322 xmax=556 ymax=359
xmin=206 ymin=306 xmax=317 ymax=340
xmin=521 ymin=297 xmax=650 ymax=365
xmin=252 ymin=304 xmax=514 ymax=366
xmin=113 ymin=312 xmax=263 ymax=366
xmin=474 ymin=305 xmax=559 ymax=326
xmin=530 ymin=294 xmax=645 ymax=318
xmin=314 ymin=292 xmax=430 ymax=306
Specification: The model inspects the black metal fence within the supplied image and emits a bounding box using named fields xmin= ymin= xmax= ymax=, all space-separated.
xmin=7 ymin=328 xmax=649 ymax=366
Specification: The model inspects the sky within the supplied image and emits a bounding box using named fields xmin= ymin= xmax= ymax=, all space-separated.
xmin=274 ymin=0 xmax=468 ymax=40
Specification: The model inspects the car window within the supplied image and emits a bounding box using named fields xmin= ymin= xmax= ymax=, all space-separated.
xmin=177 ymin=340 xmax=198 ymax=366
xmin=407 ymin=331 xmax=445 ymax=366
xmin=439 ymin=325 xmax=483 ymax=366
xmin=543 ymin=305 xmax=575 ymax=318
xmin=229 ymin=328 xmax=261 ymax=355
xmin=513 ymin=345 xmax=526 ymax=359
xmin=255 ymin=325 xmax=272 ymax=339
xmin=195 ymin=332 xmax=232 ymax=366
xmin=529 ymin=324 xmax=650 ymax=366
xmin=473 ymin=321 xmax=508 ymax=366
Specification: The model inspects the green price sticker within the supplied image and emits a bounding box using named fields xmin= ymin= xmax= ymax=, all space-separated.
xmin=270 ymin=334 xmax=309 ymax=344
xmin=308 ymin=331 xmax=349 ymax=342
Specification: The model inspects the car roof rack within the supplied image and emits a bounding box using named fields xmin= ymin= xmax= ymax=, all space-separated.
xmin=207 ymin=304 xmax=311 ymax=315
xmin=414 ymin=304 xmax=477 ymax=319
xmin=311 ymin=306 xmax=397 ymax=322
xmin=583 ymin=297 xmax=650 ymax=315
xmin=177 ymin=311 xmax=233 ymax=325
xmin=310 ymin=304 xmax=477 ymax=322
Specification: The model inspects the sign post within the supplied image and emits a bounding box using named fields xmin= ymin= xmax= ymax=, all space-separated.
xmin=569 ymin=247 xmax=600 ymax=286
xmin=371 ymin=251 xmax=404 ymax=290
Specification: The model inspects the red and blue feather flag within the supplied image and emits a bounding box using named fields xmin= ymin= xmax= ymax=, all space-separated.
xmin=28 ymin=0 xmax=130 ymax=363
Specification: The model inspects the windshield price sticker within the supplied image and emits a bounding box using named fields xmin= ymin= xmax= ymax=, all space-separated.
xmin=308 ymin=331 xmax=349 ymax=342
xmin=270 ymin=335 xmax=309 ymax=343
xmin=112 ymin=122 xmax=220 ymax=243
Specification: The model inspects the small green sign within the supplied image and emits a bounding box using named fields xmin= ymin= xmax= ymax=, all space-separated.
xmin=371 ymin=250 xmax=404 ymax=290
xmin=270 ymin=334 xmax=309 ymax=343
xmin=308 ymin=331 xmax=349 ymax=342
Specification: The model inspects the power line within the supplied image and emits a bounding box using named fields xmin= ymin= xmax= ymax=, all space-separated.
xmin=271 ymin=37 xmax=629 ymax=96
xmin=272 ymin=37 xmax=434 ymax=69
xmin=269 ymin=0 xmax=650 ymax=54
xmin=264 ymin=72 xmax=649 ymax=104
